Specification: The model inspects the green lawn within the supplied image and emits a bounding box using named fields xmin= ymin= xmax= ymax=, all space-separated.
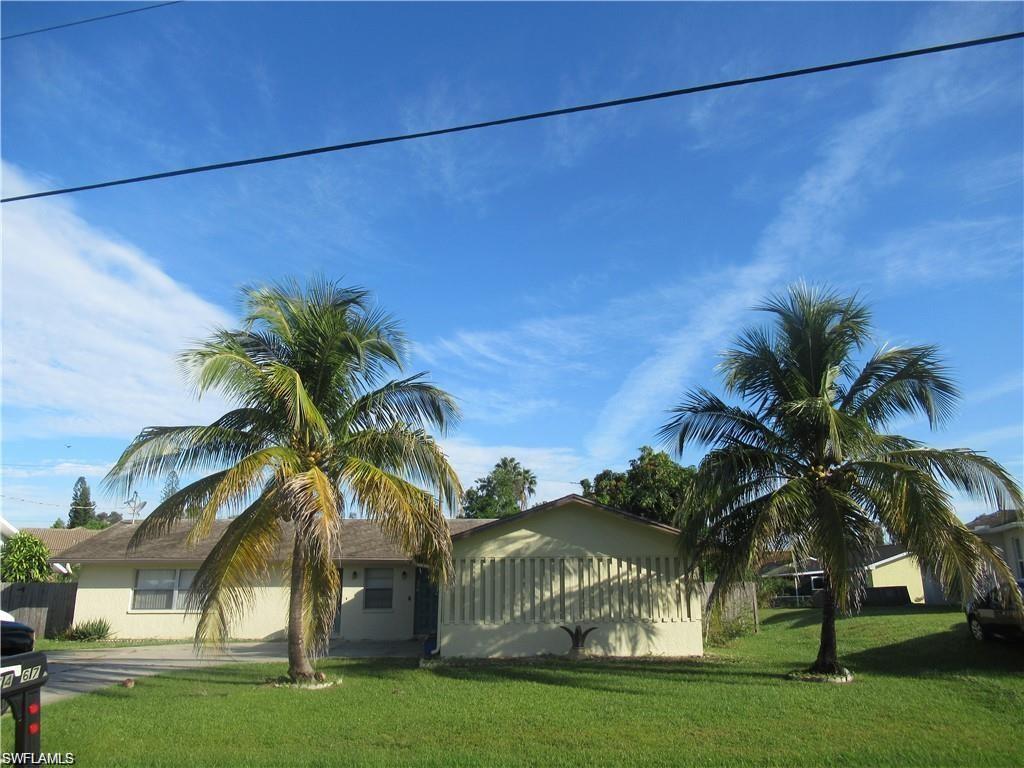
xmin=6 ymin=607 xmax=1022 ymax=767
xmin=33 ymin=638 xmax=197 ymax=652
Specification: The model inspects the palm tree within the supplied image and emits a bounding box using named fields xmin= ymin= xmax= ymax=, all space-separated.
xmin=495 ymin=457 xmax=537 ymax=510
xmin=104 ymin=279 xmax=462 ymax=680
xmin=659 ymin=284 xmax=1023 ymax=675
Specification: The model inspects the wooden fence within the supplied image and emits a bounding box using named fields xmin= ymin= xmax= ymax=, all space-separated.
xmin=1 ymin=582 xmax=78 ymax=638
xmin=697 ymin=581 xmax=759 ymax=624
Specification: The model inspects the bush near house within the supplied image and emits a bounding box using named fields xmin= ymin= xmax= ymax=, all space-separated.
xmin=61 ymin=618 xmax=113 ymax=642
xmin=0 ymin=532 xmax=52 ymax=583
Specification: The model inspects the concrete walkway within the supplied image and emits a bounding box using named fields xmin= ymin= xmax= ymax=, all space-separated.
xmin=40 ymin=640 xmax=420 ymax=704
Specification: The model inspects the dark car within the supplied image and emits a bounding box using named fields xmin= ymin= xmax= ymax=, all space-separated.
xmin=0 ymin=619 xmax=35 ymax=656
xmin=966 ymin=580 xmax=1024 ymax=641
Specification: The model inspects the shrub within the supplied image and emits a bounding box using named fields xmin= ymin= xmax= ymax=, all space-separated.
xmin=0 ymin=532 xmax=52 ymax=582
xmin=63 ymin=618 xmax=112 ymax=642
xmin=756 ymin=577 xmax=790 ymax=609
xmin=704 ymin=601 xmax=753 ymax=647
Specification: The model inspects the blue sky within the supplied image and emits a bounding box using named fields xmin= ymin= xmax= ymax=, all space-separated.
xmin=2 ymin=2 xmax=1021 ymax=527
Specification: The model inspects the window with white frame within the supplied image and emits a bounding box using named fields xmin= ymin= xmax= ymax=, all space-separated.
xmin=363 ymin=568 xmax=394 ymax=610
xmin=132 ymin=568 xmax=198 ymax=611
xmin=1013 ymin=537 xmax=1023 ymax=580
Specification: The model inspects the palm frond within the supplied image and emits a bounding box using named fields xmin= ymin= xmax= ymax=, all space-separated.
xmin=127 ymin=470 xmax=229 ymax=550
xmin=852 ymin=462 xmax=1019 ymax=608
xmin=342 ymin=426 xmax=463 ymax=515
xmin=342 ymin=456 xmax=454 ymax=583
xmin=842 ymin=346 xmax=959 ymax=428
xmin=187 ymin=491 xmax=283 ymax=649
xmin=344 ymin=375 xmax=461 ymax=435
xmin=102 ymin=421 xmax=268 ymax=498
xmin=265 ymin=363 xmax=331 ymax=441
xmin=658 ymin=388 xmax=776 ymax=455
xmin=874 ymin=448 xmax=1024 ymax=510
xmin=693 ymin=478 xmax=815 ymax=611
xmin=189 ymin=446 xmax=303 ymax=544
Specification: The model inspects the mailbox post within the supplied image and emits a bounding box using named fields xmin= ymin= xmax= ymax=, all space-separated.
xmin=0 ymin=651 xmax=48 ymax=757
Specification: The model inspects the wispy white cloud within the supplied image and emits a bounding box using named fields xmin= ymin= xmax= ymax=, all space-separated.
xmin=941 ymin=424 xmax=1023 ymax=451
xmin=970 ymin=374 xmax=1024 ymax=406
xmin=454 ymin=388 xmax=558 ymax=425
xmin=1 ymin=461 xmax=113 ymax=480
xmin=584 ymin=258 xmax=782 ymax=462
xmin=863 ymin=217 xmax=1021 ymax=285
xmin=958 ymin=151 xmax=1024 ymax=202
xmin=399 ymin=80 xmax=519 ymax=207
xmin=1 ymin=163 xmax=233 ymax=438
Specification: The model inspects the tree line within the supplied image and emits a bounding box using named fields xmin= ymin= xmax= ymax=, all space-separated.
xmin=462 ymin=446 xmax=694 ymax=526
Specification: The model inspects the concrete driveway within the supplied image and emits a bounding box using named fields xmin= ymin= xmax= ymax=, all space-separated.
xmin=40 ymin=640 xmax=420 ymax=704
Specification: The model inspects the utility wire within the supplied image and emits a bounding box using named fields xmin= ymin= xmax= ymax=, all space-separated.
xmin=1 ymin=1 xmax=183 ymax=41
xmin=0 ymin=493 xmax=127 ymax=513
xmin=3 ymin=30 xmax=1021 ymax=204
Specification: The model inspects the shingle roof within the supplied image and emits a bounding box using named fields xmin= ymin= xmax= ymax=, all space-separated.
xmin=966 ymin=509 xmax=1022 ymax=530
xmin=57 ymin=517 xmax=492 ymax=564
xmin=21 ymin=527 xmax=100 ymax=558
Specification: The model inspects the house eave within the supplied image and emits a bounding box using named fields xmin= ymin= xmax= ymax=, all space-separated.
xmin=866 ymin=551 xmax=911 ymax=570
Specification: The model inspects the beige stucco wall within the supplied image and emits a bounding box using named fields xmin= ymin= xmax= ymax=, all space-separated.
xmin=868 ymin=555 xmax=925 ymax=603
xmin=439 ymin=502 xmax=703 ymax=658
xmin=985 ymin=528 xmax=1024 ymax=581
xmin=74 ymin=559 xmax=420 ymax=642
xmin=74 ymin=563 xmax=290 ymax=640
xmin=335 ymin=560 xmax=416 ymax=641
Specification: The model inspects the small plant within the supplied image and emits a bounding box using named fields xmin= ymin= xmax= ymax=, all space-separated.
xmin=559 ymin=624 xmax=598 ymax=657
xmin=63 ymin=618 xmax=112 ymax=642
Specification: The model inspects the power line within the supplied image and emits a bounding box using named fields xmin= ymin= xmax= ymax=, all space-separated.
xmin=4 ymin=30 xmax=1021 ymax=204
xmin=0 ymin=493 xmax=126 ymax=513
xmin=1 ymin=1 xmax=183 ymax=41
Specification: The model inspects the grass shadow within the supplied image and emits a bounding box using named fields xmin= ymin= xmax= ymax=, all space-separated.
xmin=426 ymin=657 xmax=785 ymax=692
xmin=762 ymin=605 xmax=964 ymax=631
xmin=843 ymin=626 xmax=1023 ymax=677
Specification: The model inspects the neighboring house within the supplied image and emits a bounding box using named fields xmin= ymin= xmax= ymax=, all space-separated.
xmin=23 ymin=527 xmax=99 ymax=574
xmin=966 ymin=509 xmax=1024 ymax=581
xmin=761 ymin=544 xmax=932 ymax=604
xmin=0 ymin=517 xmax=99 ymax=576
xmin=58 ymin=495 xmax=703 ymax=658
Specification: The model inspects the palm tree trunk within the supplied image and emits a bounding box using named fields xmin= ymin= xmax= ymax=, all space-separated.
xmin=810 ymin=583 xmax=841 ymax=674
xmin=287 ymin=531 xmax=315 ymax=681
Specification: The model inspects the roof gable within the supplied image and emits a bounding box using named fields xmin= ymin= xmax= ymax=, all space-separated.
xmin=450 ymin=495 xmax=681 ymax=559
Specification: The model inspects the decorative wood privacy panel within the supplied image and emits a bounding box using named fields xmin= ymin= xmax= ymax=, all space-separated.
xmin=441 ymin=556 xmax=690 ymax=625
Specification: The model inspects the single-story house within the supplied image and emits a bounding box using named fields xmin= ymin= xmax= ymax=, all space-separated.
xmin=967 ymin=509 xmax=1024 ymax=581
xmin=58 ymin=495 xmax=703 ymax=658
xmin=760 ymin=544 xmax=932 ymax=604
